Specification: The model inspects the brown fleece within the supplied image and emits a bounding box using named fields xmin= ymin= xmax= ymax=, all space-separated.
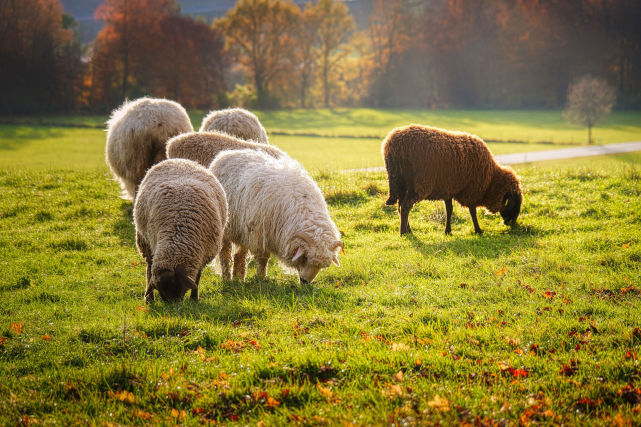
xmin=382 ymin=124 xmax=522 ymax=234
xmin=166 ymin=131 xmax=285 ymax=168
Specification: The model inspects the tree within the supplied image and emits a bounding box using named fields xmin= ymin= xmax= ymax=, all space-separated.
xmin=215 ymin=0 xmax=300 ymax=108
xmin=294 ymin=3 xmax=321 ymax=108
xmin=564 ymin=76 xmax=616 ymax=144
xmin=310 ymin=0 xmax=354 ymax=108
xmin=0 ymin=0 xmax=83 ymax=113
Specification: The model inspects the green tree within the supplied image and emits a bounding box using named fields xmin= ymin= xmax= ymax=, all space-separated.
xmin=564 ymin=76 xmax=616 ymax=144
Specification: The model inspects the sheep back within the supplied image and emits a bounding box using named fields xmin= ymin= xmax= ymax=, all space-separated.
xmin=199 ymin=108 xmax=269 ymax=144
xmin=106 ymin=97 xmax=193 ymax=200
xmin=210 ymin=149 xmax=340 ymax=272
xmin=383 ymin=124 xmax=505 ymax=209
xmin=166 ymin=131 xmax=284 ymax=168
xmin=133 ymin=158 xmax=227 ymax=280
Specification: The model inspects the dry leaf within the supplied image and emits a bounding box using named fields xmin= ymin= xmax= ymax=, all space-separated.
xmin=495 ymin=268 xmax=507 ymax=277
xmin=41 ymin=334 xmax=52 ymax=341
xmin=393 ymin=370 xmax=404 ymax=382
xmin=382 ymin=384 xmax=404 ymax=398
xmin=391 ymin=342 xmax=410 ymax=351
xmin=317 ymin=383 xmax=334 ymax=399
xmin=427 ymin=394 xmax=450 ymax=412
xmin=9 ymin=322 xmax=23 ymax=335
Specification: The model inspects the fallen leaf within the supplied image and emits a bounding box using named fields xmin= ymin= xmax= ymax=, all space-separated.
xmin=9 ymin=322 xmax=23 ymax=335
xmin=427 ymin=394 xmax=450 ymax=412
xmin=495 ymin=268 xmax=507 ymax=277
xmin=391 ymin=342 xmax=410 ymax=351
xmin=0 ymin=337 xmax=7 ymax=346
xmin=317 ymin=383 xmax=334 ymax=399
xmin=633 ymin=328 xmax=641 ymax=341
xmin=132 ymin=409 xmax=152 ymax=420
xmin=41 ymin=334 xmax=52 ymax=341
xmin=135 ymin=305 xmax=148 ymax=312
xmin=505 ymin=336 xmax=521 ymax=347
xmin=108 ymin=390 xmax=135 ymax=404
xmin=622 ymin=243 xmax=630 ymax=249
xmin=559 ymin=360 xmax=579 ymax=376
xmin=393 ymin=370 xmax=404 ymax=382
xmin=220 ymin=339 xmax=244 ymax=353
xmin=543 ymin=291 xmax=557 ymax=299
xmin=382 ymin=383 xmax=404 ymax=398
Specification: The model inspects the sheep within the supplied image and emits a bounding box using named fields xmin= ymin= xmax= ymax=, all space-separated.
xmin=199 ymin=108 xmax=269 ymax=144
xmin=133 ymin=158 xmax=227 ymax=302
xmin=166 ymin=131 xmax=285 ymax=168
xmin=382 ymin=124 xmax=522 ymax=235
xmin=105 ymin=97 xmax=193 ymax=200
xmin=210 ymin=149 xmax=343 ymax=283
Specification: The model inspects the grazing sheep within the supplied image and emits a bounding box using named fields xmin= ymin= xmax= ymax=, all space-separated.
xmin=199 ymin=108 xmax=269 ymax=144
xmin=166 ymin=131 xmax=285 ymax=168
xmin=134 ymin=159 xmax=227 ymax=302
xmin=210 ymin=149 xmax=343 ymax=283
xmin=106 ymin=97 xmax=193 ymax=200
xmin=382 ymin=124 xmax=522 ymax=235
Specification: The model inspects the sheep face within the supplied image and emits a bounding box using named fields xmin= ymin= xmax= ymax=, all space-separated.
xmin=500 ymin=191 xmax=522 ymax=225
xmin=150 ymin=267 xmax=197 ymax=302
xmin=288 ymin=236 xmax=343 ymax=283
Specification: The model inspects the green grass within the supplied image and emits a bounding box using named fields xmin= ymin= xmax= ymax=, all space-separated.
xmin=1 ymin=118 xmax=641 ymax=424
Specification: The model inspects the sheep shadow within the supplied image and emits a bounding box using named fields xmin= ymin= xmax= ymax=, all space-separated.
xmin=112 ymin=200 xmax=135 ymax=246
xmin=145 ymin=274 xmax=348 ymax=323
xmin=404 ymin=222 xmax=549 ymax=260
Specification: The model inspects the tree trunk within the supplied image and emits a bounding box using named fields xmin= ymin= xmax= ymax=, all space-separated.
xmin=588 ymin=125 xmax=592 ymax=145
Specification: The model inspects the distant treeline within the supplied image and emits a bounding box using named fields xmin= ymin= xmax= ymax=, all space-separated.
xmin=1 ymin=0 xmax=640 ymax=114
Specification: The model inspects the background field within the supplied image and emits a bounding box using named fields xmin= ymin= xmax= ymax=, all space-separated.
xmin=1 ymin=112 xmax=641 ymax=425
xmin=2 ymin=109 xmax=641 ymax=172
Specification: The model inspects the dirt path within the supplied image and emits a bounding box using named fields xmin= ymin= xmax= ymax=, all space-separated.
xmin=343 ymin=141 xmax=641 ymax=173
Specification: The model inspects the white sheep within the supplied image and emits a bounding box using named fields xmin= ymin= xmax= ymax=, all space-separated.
xmin=134 ymin=158 xmax=227 ymax=302
xmin=106 ymin=97 xmax=193 ymax=200
xmin=210 ymin=149 xmax=342 ymax=283
xmin=199 ymin=108 xmax=269 ymax=144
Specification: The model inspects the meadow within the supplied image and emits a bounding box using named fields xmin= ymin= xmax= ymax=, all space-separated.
xmin=1 ymin=110 xmax=641 ymax=425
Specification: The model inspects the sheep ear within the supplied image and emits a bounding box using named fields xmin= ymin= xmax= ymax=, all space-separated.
xmin=291 ymin=247 xmax=305 ymax=262
xmin=332 ymin=256 xmax=341 ymax=267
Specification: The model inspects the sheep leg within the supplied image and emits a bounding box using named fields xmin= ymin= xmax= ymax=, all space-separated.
xmin=444 ymin=199 xmax=453 ymax=235
xmin=144 ymin=261 xmax=154 ymax=303
xmin=220 ymin=239 xmax=232 ymax=280
xmin=233 ymin=247 xmax=248 ymax=281
xmin=469 ymin=207 xmax=483 ymax=234
xmin=255 ymin=253 xmax=270 ymax=278
xmin=190 ymin=270 xmax=202 ymax=301
xmin=399 ymin=196 xmax=414 ymax=235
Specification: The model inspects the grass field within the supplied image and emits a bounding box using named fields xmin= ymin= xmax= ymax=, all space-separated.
xmin=1 ymin=113 xmax=641 ymax=425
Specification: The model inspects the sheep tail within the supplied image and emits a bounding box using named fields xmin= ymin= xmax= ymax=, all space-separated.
xmin=384 ymin=156 xmax=403 ymax=206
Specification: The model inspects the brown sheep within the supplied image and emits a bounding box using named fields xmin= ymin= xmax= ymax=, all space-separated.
xmin=166 ymin=131 xmax=284 ymax=168
xmin=382 ymin=124 xmax=522 ymax=235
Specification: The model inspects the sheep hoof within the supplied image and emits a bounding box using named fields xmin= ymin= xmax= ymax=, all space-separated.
xmin=475 ymin=229 xmax=484 ymax=235
xmin=445 ymin=229 xmax=452 ymax=235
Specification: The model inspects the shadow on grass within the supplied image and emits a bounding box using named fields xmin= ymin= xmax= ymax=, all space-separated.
xmin=0 ymin=125 xmax=64 ymax=150
xmin=112 ymin=201 xmax=135 ymax=246
xmin=146 ymin=275 xmax=347 ymax=322
xmin=405 ymin=222 xmax=549 ymax=259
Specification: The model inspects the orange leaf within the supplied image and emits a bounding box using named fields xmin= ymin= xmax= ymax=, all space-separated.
xmin=427 ymin=394 xmax=450 ymax=412
xmin=109 ymin=390 xmax=135 ymax=404
xmin=543 ymin=291 xmax=556 ymax=299
xmin=266 ymin=396 xmax=280 ymax=409
xmin=622 ymin=243 xmax=630 ymax=249
xmin=9 ymin=322 xmax=23 ymax=335
xmin=495 ymin=268 xmax=507 ymax=277
xmin=317 ymin=383 xmax=334 ymax=399
xmin=393 ymin=370 xmax=404 ymax=382
xmin=0 ymin=337 xmax=7 ymax=346
xmin=382 ymin=383 xmax=404 ymax=398
xmin=41 ymin=334 xmax=52 ymax=341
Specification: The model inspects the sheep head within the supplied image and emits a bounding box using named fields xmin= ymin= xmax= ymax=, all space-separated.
xmin=287 ymin=233 xmax=343 ymax=283
xmin=500 ymin=190 xmax=522 ymax=226
xmin=150 ymin=266 xmax=197 ymax=302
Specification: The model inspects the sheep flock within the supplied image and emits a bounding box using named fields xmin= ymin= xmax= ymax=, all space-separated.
xmin=106 ymin=97 xmax=522 ymax=302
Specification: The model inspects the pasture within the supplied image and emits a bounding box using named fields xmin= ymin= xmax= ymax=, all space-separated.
xmin=1 ymin=110 xmax=641 ymax=425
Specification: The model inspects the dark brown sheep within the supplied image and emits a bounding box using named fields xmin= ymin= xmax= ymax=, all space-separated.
xmin=382 ymin=124 xmax=522 ymax=235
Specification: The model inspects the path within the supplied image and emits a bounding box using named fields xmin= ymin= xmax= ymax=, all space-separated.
xmin=343 ymin=141 xmax=641 ymax=173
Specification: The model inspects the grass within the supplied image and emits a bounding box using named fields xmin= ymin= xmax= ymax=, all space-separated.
xmin=1 ymin=116 xmax=641 ymax=424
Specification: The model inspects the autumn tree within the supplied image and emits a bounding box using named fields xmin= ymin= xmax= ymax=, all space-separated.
xmin=90 ymin=0 xmax=226 ymax=109
xmin=294 ymin=3 xmax=321 ymax=108
xmin=564 ymin=76 xmax=616 ymax=144
xmin=0 ymin=0 xmax=83 ymax=113
xmin=309 ymin=0 xmax=355 ymax=108
xmin=215 ymin=0 xmax=300 ymax=108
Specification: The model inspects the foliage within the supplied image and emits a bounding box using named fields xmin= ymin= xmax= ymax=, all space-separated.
xmin=0 ymin=0 xmax=84 ymax=113
xmin=89 ymin=0 xmax=226 ymax=110
xmin=564 ymin=76 xmax=617 ymax=144
xmin=214 ymin=0 xmax=300 ymax=109
xmin=1 ymin=121 xmax=641 ymax=423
